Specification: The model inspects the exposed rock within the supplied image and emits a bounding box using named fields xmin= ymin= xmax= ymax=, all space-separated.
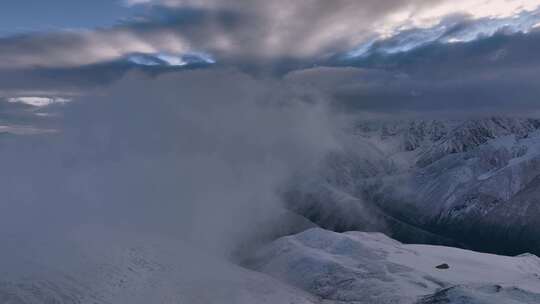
xmin=435 ymin=264 xmax=450 ymax=270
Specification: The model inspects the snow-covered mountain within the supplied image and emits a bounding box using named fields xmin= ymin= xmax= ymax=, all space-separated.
xmin=285 ymin=117 xmax=540 ymax=255
xmin=2 ymin=225 xmax=539 ymax=304
xmin=249 ymin=228 xmax=540 ymax=304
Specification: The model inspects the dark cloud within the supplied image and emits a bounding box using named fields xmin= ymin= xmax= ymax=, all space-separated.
xmin=286 ymin=29 xmax=540 ymax=117
xmin=0 ymin=0 xmax=440 ymax=69
xmin=1 ymin=0 xmax=540 ymax=119
xmin=0 ymin=0 xmax=443 ymax=101
xmin=4 ymin=29 xmax=540 ymax=120
xmin=0 ymin=55 xmax=215 ymax=104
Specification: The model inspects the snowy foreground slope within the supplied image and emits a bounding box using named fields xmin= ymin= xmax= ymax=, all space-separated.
xmin=0 ymin=226 xmax=317 ymax=304
xmin=249 ymin=228 xmax=540 ymax=304
xmin=2 ymin=226 xmax=539 ymax=303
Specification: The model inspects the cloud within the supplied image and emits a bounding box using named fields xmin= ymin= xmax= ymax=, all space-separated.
xmin=1 ymin=0 xmax=540 ymax=120
xmin=126 ymin=0 xmax=540 ymax=58
xmin=7 ymin=97 xmax=71 ymax=107
xmin=0 ymin=69 xmax=340 ymax=258
xmin=289 ymin=30 xmax=540 ymax=116
xmin=127 ymin=51 xmax=215 ymax=66
xmin=348 ymin=8 xmax=540 ymax=57
xmin=0 ymin=0 xmax=538 ymax=70
xmin=0 ymin=27 xmax=193 ymax=68
xmin=0 ymin=67 xmax=354 ymax=301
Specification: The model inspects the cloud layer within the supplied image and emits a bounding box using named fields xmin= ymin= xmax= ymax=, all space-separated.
xmin=1 ymin=0 xmax=540 ymax=118
xmin=8 ymin=0 xmax=540 ymax=69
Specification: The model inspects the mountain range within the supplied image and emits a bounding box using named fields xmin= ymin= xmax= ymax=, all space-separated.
xmin=285 ymin=116 xmax=540 ymax=256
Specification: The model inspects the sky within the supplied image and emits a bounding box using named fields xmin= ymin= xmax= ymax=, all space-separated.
xmin=0 ymin=1 xmax=136 ymax=35
xmin=1 ymin=0 xmax=540 ymax=115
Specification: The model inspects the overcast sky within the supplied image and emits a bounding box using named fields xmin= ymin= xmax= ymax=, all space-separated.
xmin=1 ymin=0 xmax=540 ymax=115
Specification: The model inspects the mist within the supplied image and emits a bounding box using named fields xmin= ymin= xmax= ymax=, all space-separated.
xmin=0 ymin=68 xmax=346 ymax=267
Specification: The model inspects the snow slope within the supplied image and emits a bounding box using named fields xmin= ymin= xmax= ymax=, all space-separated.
xmin=0 ymin=225 xmax=317 ymax=304
xmin=249 ymin=228 xmax=540 ymax=304
xmin=2 ymin=225 xmax=539 ymax=303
